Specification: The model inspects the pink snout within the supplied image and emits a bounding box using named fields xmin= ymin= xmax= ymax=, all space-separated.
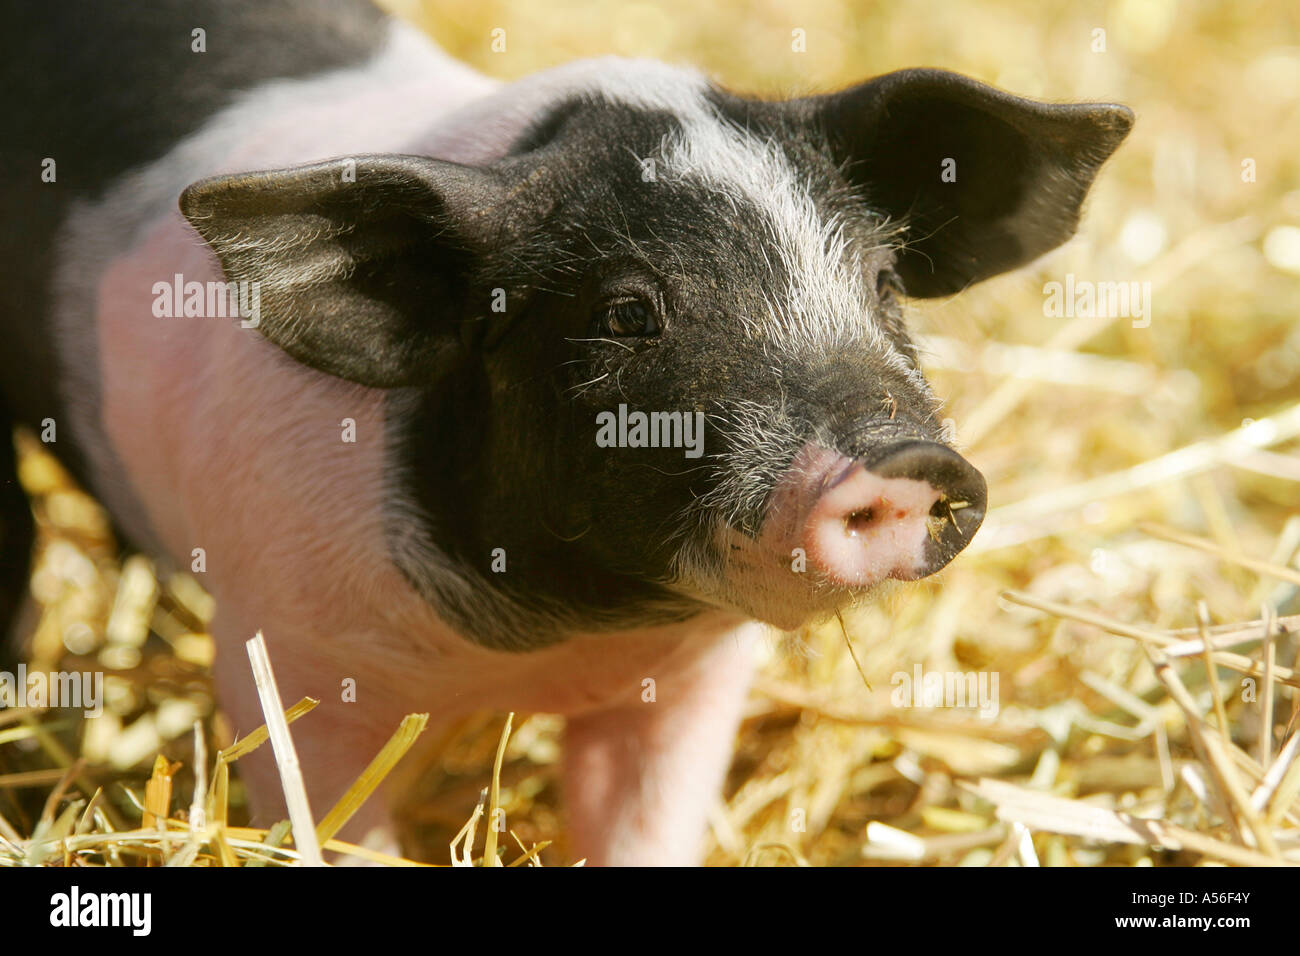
xmin=767 ymin=441 xmax=987 ymax=588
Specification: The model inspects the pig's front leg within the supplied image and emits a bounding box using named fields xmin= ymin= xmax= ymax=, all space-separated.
xmin=561 ymin=624 xmax=762 ymax=866
xmin=209 ymin=618 xmax=417 ymax=862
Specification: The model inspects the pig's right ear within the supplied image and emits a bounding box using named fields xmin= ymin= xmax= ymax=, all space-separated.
xmin=179 ymin=154 xmax=508 ymax=388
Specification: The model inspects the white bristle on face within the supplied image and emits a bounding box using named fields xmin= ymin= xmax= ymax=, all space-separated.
xmin=433 ymin=54 xmax=925 ymax=391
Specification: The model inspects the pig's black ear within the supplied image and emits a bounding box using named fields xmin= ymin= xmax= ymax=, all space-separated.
xmin=179 ymin=154 xmax=507 ymax=387
xmin=806 ymin=68 xmax=1133 ymax=297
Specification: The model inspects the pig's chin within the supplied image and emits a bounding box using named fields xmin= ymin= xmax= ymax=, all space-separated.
xmin=677 ymin=525 xmax=905 ymax=632
xmin=733 ymin=582 xmax=883 ymax=634
xmin=724 ymin=573 xmax=900 ymax=632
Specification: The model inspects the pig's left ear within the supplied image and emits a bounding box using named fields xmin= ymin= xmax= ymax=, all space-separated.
xmin=803 ymin=68 xmax=1133 ymax=297
xmin=180 ymin=154 xmax=508 ymax=388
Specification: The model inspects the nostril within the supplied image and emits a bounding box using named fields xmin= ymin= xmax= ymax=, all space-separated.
xmin=926 ymin=495 xmax=971 ymax=513
xmin=844 ymin=507 xmax=876 ymax=535
xmin=929 ymin=496 xmax=978 ymax=532
xmin=843 ymin=498 xmax=918 ymax=535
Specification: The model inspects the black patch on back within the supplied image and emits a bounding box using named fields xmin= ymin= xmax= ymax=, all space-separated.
xmin=0 ymin=0 xmax=390 ymax=494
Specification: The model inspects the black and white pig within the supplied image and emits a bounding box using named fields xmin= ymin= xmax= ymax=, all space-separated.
xmin=0 ymin=0 xmax=1131 ymax=864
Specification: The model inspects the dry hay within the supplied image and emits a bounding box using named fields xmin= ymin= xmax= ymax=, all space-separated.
xmin=2 ymin=0 xmax=1299 ymax=866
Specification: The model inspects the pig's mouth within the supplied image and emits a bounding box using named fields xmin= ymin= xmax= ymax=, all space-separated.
xmin=680 ymin=437 xmax=986 ymax=630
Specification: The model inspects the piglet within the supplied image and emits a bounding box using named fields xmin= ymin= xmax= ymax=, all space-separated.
xmin=0 ymin=0 xmax=1130 ymax=864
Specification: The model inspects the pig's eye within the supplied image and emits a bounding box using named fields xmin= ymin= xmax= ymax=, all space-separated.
xmin=596 ymin=296 xmax=661 ymax=338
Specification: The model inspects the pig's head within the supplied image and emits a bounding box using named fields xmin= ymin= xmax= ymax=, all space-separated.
xmin=181 ymin=65 xmax=1131 ymax=650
